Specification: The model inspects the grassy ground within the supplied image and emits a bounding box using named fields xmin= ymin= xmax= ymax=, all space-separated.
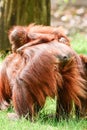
xmin=0 ymin=98 xmax=87 ymax=130
xmin=71 ymin=34 xmax=87 ymax=54
xmin=0 ymin=34 xmax=87 ymax=130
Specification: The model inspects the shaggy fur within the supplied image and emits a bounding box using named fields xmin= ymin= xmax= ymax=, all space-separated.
xmin=0 ymin=40 xmax=86 ymax=121
xmin=75 ymin=54 xmax=87 ymax=117
xmin=8 ymin=24 xmax=70 ymax=52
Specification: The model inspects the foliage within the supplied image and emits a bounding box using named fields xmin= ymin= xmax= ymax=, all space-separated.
xmin=0 ymin=51 xmax=10 ymax=62
xmin=71 ymin=34 xmax=87 ymax=54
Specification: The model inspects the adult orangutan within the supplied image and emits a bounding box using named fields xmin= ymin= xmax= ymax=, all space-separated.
xmin=7 ymin=23 xmax=87 ymax=120
xmin=8 ymin=24 xmax=70 ymax=52
xmin=0 ymin=40 xmax=86 ymax=121
xmin=75 ymin=54 xmax=87 ymax=118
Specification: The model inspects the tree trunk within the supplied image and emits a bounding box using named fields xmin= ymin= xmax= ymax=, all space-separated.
xmin=0 ymin=0 xmax=50 ymax=51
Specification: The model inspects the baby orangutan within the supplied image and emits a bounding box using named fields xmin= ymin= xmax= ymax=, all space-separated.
xmin=8 ymin=24 xmax=70 ymax=52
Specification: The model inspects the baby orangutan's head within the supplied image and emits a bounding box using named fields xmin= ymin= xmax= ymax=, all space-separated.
xmin=8 ymin=26 xmax=28 ymax=52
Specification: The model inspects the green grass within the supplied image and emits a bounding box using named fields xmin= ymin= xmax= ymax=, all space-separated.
xmin=0 ymin=98 xmax=87 ymax=130
xmin=0 ymin=113 xmax=87 ymax=130
xmin=71 ymin=34 xmax=87 ymax=54
xmin=0 ymin=34 xmax=87 ymax=130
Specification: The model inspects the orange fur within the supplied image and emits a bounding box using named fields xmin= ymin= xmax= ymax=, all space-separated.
xmin=0 ymin=40 xmax=86 ymax=121
xmin=8 ymin=24 xmax=70 ymax=52
xmin=75 ymin=55 xmax=87 ymax=117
